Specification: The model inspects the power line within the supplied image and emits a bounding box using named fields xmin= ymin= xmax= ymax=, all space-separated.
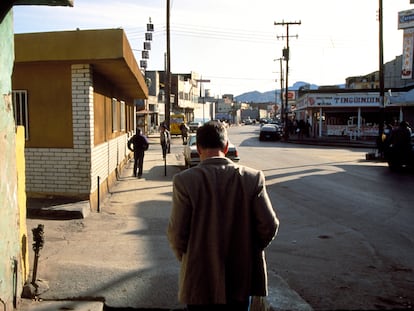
xmin=125 ymin=23 xmax=276 ymax=44
xmin=125 ymin=22 xmax=370 ymax=50
xmin=204 ymin=75 xmax=275 ymax=82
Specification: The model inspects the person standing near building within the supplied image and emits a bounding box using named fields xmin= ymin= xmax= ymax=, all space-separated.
xmin=167 ymin=121 xmax=279 ymax=311
xmin=180 ymin=122 xmax=189 ymax=144
xmin=127 ymin=128 xmax=149 ymax=178
xmin=388 ymin=121 xmax=412 ymax=163
xmin=160 ymin=124 xmax=171 ymax=159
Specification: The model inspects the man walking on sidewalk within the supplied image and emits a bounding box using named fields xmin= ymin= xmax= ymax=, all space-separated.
xmin=160 ymin=124 xmax=171 ymax=158
xmin=167 ymin=121 xmax=279 ymax=310
xmin=127 ymin=128 xmax=149 ymax=178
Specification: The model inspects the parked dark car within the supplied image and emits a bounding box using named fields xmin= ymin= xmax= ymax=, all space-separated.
xmin=243 ymin=118 xmax=255 ymax=125
xmin=183 ymin=134 xmax=240 ymax=168
xmin=259 ymin=124 xmax=282 ymax=141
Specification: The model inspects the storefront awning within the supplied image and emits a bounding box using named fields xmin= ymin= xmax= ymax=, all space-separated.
xmin=386 ymin=89 xmax=414 ymax=106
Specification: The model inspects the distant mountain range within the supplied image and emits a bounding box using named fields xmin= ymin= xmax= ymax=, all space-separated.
xmin=234 ymin=81 xmax=332 ymax=103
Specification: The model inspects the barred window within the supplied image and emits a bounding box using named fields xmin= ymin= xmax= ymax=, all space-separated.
xmin=12 ymin=90 xmax=29 ymax=139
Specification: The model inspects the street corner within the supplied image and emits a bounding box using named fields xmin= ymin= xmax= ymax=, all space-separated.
xmin=18 ymin=299 xmax=104 ymax=311
xmin=27 ymin=199 xmax=90 ymax=220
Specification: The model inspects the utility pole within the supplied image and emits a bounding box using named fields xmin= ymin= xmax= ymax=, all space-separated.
xmin=378 ymin=0 xmax=385 ymax=138
xmin=274 ymin=20 xmax=301 ymax=139
xmin=274 ymin=58 xmax=284 ymax=120
xmin=279 ymin=59 xmax=284 ymax=120
xmin=165 ymin=0 xmax=171 ymax=128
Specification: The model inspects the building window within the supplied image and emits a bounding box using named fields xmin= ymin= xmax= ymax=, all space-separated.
xmin=120 ymin=101 xmax=125 ymax=131
xmin=12 ymin=90 xmax=29 ymax=139
xmin=112 ymin=98 xmax=118 ymax=133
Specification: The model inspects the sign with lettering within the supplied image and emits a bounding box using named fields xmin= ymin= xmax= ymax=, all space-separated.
xmin=399 ymin=9 xmax=414 ymax=29
xmin=402 ymin=28 xmax=414 ymax=79
xmin=296 ymin=93 xmax=381 ymax=109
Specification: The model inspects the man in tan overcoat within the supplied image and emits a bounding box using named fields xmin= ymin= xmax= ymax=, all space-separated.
xmin=167 ymin=121 xmax=279 ymax=310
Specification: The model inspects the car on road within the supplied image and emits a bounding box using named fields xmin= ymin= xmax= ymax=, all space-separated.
xmin=243 ymin=118 xmax=255 ymax=125
xmin=259 ymin=118 xmax=270 ymax=125
xmin=259 ymin=124 xmax=282 ymax=141
xmin=183 ymin=134 xmax=240 ymax=167
xmin=188 ymin=121 xmax=202 ymax=132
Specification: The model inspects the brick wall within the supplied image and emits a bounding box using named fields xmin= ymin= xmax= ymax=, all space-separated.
xmin=26 ymin=64 xmax=93 ymax=197
xmin=91 ymin=134 xmax=130 ymax=190
xmin=26 ymin=64 xmax=131 ymax=199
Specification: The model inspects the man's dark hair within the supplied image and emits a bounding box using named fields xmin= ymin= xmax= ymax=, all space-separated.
xmin=196 ymin=121 xmax=228 ymax=149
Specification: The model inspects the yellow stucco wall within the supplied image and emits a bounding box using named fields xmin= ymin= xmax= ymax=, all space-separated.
xmin=12 ymin=62 xmax=73 ymax=148
xmin=93 ymin=71 xmax=136 ymax=145
xmin=16 ymin=126 xmax=29 ymax=284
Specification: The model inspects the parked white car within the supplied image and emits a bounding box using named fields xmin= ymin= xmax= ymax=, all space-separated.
xmin=183 ymin=134 xmax=240 ymax=168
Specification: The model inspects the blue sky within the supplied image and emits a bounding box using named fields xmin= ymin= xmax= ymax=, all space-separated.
xmin=13 ymin=0 xmax=413 ymax=96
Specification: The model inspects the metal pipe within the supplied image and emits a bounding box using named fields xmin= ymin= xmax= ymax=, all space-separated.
xmin=31 ymin=224 xmax=44 ymax=286
xmin=97 ymin=176 xmax=100 ymax=213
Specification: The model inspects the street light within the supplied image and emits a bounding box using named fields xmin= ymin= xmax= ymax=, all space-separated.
xmin=196 ymin=78 xmax=210 ymax=123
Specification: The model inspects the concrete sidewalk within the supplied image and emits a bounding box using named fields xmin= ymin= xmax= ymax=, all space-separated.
xmin=20 ymin=136 xmax=312 ymax=311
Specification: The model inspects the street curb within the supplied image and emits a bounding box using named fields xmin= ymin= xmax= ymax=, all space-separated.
xmin=19 ymin=300 xmax=104 ymax=311
xmin=27 ymin=201 xmax=90 ymax=220
xmin=286 ymin=137 xmax=376 ymax=149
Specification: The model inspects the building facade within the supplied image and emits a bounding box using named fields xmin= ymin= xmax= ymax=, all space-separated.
xmin=145 ymin=70 xmax=203 ymax=126
xmin=12 ymin=29 xmax=148 ymax=209
xmin=295 ymin=55 xmax=414 ymax=138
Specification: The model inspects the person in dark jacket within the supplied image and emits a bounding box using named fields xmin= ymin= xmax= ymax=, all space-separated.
xmin=128 ymin=128 xmax=149 ymax=178
xmin=160 ymin=124 xmax=171 ymax=158
xmin=180 ymin=123 xmax=189 ymax=144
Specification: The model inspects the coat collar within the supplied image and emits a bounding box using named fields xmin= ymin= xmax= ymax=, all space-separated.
xmin=199 ymin=157 xmax=234 ymax=166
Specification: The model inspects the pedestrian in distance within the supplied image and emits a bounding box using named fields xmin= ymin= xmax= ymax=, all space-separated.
xmin=389 ymin=121 xmax=412 ymax=161
xmin=305 ymin=120 xmax=312 ymax=138
xmin=167 ymin=120 xmax=279 ymax=311
xmin=127 ymin=128 xmax=149 ymax=178
xmin=160 ymin=123 xmax=171 ymax=159
xmin=180 ymin=122 xmax=189 ymax=145
xmin=297 ymin=119 xmax=305 ymax=140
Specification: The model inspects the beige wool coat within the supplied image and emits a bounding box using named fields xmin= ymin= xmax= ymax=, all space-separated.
xmin=167 ymin=157 xmax=279 ymax=305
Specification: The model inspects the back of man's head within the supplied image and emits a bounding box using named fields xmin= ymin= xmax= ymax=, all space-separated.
xmin=196 ymin=121 xmax=228 ymax=149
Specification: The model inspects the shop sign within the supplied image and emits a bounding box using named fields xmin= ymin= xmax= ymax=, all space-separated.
xmin=283 ymin=91 xmax=295 ymax=100
xmin=302 ymin=94 xmax=380 ymax=108
xmin=332 ymin=96 xmax=380 ymax=106
xmin=399 ymin=9 xmax=414 ymax=29
xmin=402 ymin=28 xmax=414 ymax=79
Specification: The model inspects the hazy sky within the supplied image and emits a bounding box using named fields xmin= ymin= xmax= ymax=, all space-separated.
xmin=13 ymin=0 xmax=413 ymax=96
